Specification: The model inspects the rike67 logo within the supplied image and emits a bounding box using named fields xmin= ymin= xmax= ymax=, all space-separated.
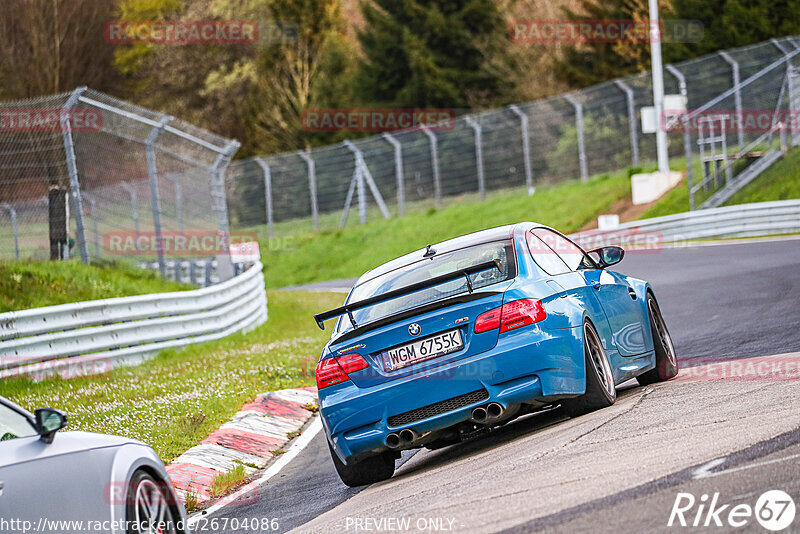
xmin=669 ymin=490 xmax=796 ymax=531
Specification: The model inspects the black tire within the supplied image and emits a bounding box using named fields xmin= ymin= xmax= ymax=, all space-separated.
xmin=562 ymin=320 xmax=617 ymax=417
xmin=126 ymin=470 xmax=179 ymax=534
xmin=637 ymin=293 xmax=679 ymax=385
xmin=328 ymin=442 xmax=395 ymax=487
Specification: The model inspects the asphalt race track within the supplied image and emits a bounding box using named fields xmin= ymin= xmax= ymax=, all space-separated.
xmin=209 ymin=238 xmax=800 ymax=533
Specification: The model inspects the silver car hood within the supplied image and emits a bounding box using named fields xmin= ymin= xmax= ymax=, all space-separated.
xmin=0 ymin=431 xmax=149 ymax=468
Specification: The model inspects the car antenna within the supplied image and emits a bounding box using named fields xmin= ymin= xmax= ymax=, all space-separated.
xmin=423 ymin=244 xmax=436 ymax=258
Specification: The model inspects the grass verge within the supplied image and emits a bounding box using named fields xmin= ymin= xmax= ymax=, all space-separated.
xmin=0 ymin=290 xmax=341 ymax=462
xmin=0 ymin=259 xmax=191 ymax=312
xmin=260 ymin=169 xmax=637 ymax=288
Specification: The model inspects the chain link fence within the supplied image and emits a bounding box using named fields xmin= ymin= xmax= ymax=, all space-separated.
xmin=0 ymin=88 xmax=239 ymax=266
xmin=226 ymin=35 xmax=800 ymax=237
xmin=2 ymin=36 xmax=799 ymax=263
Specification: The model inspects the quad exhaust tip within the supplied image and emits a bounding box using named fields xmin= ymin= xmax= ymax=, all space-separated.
xmin=399 ymin=428 xmax=417 ymax=444
xmin=386 ymin=433 xmax=401 ymax=449
xmin=471 ymin=406 xmax=488 ymax=423
xmin=487 ymin=403 xmax=504 ymax=419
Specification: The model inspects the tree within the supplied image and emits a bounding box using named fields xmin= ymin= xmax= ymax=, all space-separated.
xmin=0 ymin=0 xmax=120 ymax=99
xmin=667 ymin=0 xmax=800 ymax=62
xmin=553 ymin=0 xmax=671 ymax=88
xmin=356 ymin=0 xmax=513 ymax=109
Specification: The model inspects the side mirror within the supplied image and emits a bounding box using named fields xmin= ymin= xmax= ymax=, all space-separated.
xmin=589 ymin=246 xmax=624 ymax=269
xmin=34 ymin=408 xmax=68 ymax=444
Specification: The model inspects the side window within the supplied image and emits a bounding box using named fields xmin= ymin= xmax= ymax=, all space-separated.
xmin=0 ymin=403 xmax=37 ymax=442
xmin=532 ymin=228 xmax=595 ymax=272
xmin=526 ymin=232 xmax=570 ymax=276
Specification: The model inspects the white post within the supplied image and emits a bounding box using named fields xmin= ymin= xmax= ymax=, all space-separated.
xmin=564 ymin=94 xmax=588 ymax=181
xmin=666 ymin=64 xmax=694 ymax=209
xmin=382 ymin=133 xmax=406 ymax=216
xmin=464 ymin=116 xmax=486 ymax=200
xmin=297 ymin=150 xmax=319 ymax=230
xmin=1 ymin=203 xmax=19 ymax=259
xmin=719 ymin=51 xmax=745 ymax=150
xmin=420 ymin=126 xmax=442 ymax=207
xmin=613 ymin=80 xmax=640 ymax=166
xmin=649 ymin=0 xmax=670 ymax=172
xmin=508 ymin=105 xmax=534 ymax=195
xmin=61 ymin=87 xmax=89 ymax=264
xmin=254 ymin=157 xmax=274 ymax=238
xmin=119 ymin=182 xmax=140 ymax=250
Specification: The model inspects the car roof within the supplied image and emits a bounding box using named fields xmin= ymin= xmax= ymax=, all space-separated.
xmin=354 ymin=222 xmax=538 ymax=287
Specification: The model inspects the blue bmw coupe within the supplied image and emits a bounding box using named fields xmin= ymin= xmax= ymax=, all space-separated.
xmin=313 ymin=223 xmax=678 ymax=486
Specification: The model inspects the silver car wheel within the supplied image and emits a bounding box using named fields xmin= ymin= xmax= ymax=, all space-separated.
xmin=585 ymin=322 xmax=616 ymax=400
xmin=134 ymin=479 xmax=172 ymax=534
xmin=648 ymin=299 xmax=677 ymax=368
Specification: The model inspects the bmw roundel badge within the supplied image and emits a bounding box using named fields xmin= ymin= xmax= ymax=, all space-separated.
xmin=408 ymin=323 xmax=421 ymax=336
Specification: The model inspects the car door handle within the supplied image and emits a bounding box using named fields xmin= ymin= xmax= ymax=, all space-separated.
xmin=628 ymin=288 xmax=637 ymax=300
xmin=589 ymin=280 xmax=601 ymax=290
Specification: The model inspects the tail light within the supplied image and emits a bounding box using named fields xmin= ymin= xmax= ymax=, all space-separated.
xmin=315 ymin=353 xmax=369 ymax=389
xmin=474 ymin=299 xmax=546 ymax=334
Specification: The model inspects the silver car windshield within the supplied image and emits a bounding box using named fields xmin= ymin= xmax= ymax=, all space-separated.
xmin=0 ymin=403 xmax=37 ymax=441
xmin=337 ymin=240 xmax=515 ymax=333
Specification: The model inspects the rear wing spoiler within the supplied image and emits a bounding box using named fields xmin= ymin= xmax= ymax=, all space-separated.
xmin=313 ymin=259 xmax=502 ymax=330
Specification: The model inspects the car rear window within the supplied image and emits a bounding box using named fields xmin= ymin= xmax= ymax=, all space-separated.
xmin=337 ymin=240 xmax=516 ymax=333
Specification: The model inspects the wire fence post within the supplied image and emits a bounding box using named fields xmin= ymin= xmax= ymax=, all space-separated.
xmin=146 ymin=117 xmax=171 ymax=277
xmin=508 ymin=105 xmax=534 ymax=195
xmin=613 ymin=80 xmax=640 ymax=166
xmin=81 ymin=192 xmax=100 ymax=258
xmin=773 ymin=38 xmax=800 ymax=148
xmin=344 ymin=140 xmax=390 ymax=224
xmin=464 ymin=116 xmax=486 ymax=201
xmin=163 ymin=175 xmax=184 ymax=235
xmin=382 ymin=133 xmax=406 ymax=216
xmin=1 ymin=203 xmax=19 ymax=259
xmin=719 ymin=51 xmax=745 ymax=150
xmin=255 ymin=157 xmax=274 ymax=238
xmin=565 ymin=94 xmax=589 ymax=182
xmin=666 ymin=64 xmax=694 ymax=210
xmin=298 ymin=150 xmax=319 ymax=230
xmin=421 ymin=126 xmax=442 ymax=207
xmin=212 ymin=140 xmax=240 ymax=238
xmin=60 ymin=86 xmax=89 ymax=264
xmin=119 ymin=182 xmax=140 ymax=250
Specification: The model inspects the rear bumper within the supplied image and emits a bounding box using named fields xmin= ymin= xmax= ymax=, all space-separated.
xmin=320 ymin=324 xmax=586 ymax=464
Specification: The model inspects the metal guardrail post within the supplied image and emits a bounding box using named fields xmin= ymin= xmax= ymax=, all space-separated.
xmin=60 ymin=87 xmax=89 ymax=264
xmin=666 ymin=64 xmax=695 ymax=210
xmin=1 ymin=203 xmax=19 ymax=260
xmin=382 ymin=133 xmax=406 ymax=216
xmin=564 ymin=94 xmax=589 ymax=182
xmin=613 ymin=80 xmax=640 ymax=166
xmin=146 ymin=117 xmax=172 ymax=277
xmin=420 ymin=126 xmax=442 ymax=207
xmin=212 ymin=140 xmax=240 ymax=238
xmin=719 ymin=51 xmax=745 ymax=150
xmin=297 ymin=150 xmax=319 ymax=230
xmin=119 ymin=182 xmax=140 ymax=250
xmin=508 ymin=105 xmax=534 ymax=196
xmin=254 ymin=158 xmax=274 ymax=238
xmin=81 ymin=192 xmax=100 ymax=257
xmin=464 ymin=116 xmax=486 ymax=201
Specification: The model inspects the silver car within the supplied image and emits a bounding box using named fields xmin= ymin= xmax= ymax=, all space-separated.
xmin=0 ymin=396 xmax=188 ymax=534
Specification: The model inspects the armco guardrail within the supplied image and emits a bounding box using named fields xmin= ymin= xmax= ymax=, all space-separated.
xmin=0 ymin=262 xmax=267 ymax=380
xmin=571 ymin=199 xmax=800 ymax=249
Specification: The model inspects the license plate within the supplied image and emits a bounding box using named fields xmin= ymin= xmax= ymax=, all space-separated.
xmin=381 ymin=329 xmax=464 ymax=372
